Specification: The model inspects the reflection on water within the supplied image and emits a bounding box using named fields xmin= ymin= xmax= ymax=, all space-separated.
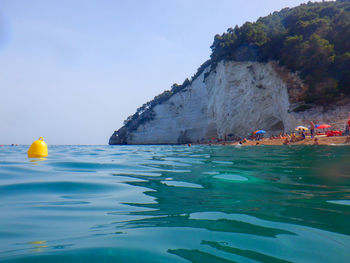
xmin=0 ymin=145 xmax=350 ymax=262
xmin=29 ymin=157 xmax=47 ymax=165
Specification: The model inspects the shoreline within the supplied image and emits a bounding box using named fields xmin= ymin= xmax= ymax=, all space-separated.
xmin=227 ymin=136 xmax=350 ymax=146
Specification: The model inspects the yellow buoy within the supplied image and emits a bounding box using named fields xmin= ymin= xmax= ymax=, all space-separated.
xmin=28 ymin=137 xmax=48 ymax=158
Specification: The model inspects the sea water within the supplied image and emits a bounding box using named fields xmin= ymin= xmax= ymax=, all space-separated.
xmin=0 ymin=145 xmax=350 ymax=262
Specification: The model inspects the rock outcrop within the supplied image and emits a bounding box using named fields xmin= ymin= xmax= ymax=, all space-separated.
xmin=109 ymin=61 xmax=350 ymax=145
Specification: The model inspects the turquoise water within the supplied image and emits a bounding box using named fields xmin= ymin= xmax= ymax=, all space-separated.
xmin=1 ymin=145 xmax=350 ymax=263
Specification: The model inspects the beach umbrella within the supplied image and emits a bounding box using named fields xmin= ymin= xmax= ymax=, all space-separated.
xmin=253 ymin=130 xmax=265 ymax=134
xmin=295 ymin=126 xmax=309 ymax=131
xmin=316 ymin=124 xmax=331 ymax=129
xmin=255 ymin=130 xmax=266 ymax=134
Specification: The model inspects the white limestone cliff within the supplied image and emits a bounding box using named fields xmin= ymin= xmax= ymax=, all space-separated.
xmin=109 ymin=61 xmax=350 ymax=144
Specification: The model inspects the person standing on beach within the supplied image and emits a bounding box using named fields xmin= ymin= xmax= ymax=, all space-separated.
xmin=346 ymin=117 xmax=350 ymax=135
xmin=310 ymin=121 xmax=315 ymax=138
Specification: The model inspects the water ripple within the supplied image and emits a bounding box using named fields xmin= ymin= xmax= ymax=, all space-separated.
xmin=0 ymin=145 xmax=350 ymax=262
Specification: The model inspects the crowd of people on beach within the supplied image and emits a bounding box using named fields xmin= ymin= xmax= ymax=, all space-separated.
xmin=235 ymin=116 xmax=350 ymax=146
xmin=195 ymin=116 xmax=350 ymax=146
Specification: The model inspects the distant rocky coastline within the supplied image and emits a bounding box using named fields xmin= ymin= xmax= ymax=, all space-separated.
xmin=109 ymin=61 xmax=350 ymax=145
xmin=109 ymin=0 xmax=350 ymax=145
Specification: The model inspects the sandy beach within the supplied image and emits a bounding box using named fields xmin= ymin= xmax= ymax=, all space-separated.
xmin=229 ymin=136 xmax=350 ymax=146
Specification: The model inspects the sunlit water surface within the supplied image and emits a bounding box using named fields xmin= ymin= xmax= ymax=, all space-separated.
xmin=1 ymin=145 xmax=350 ymax=262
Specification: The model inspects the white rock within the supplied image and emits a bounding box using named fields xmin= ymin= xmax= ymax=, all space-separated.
xmin=110 ymin=61 xmax=350 ymax=144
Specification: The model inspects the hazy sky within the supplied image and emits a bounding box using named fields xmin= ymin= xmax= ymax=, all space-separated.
xmin=1 ymin=0 xmax=317 ymax=145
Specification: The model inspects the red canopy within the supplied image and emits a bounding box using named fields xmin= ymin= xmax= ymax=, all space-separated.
xmin=316 ymin=124 xmax=331 ymax=129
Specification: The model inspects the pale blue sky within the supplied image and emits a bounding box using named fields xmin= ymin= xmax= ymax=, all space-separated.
xmin=0 ymin=0 xmax=316 ymax=145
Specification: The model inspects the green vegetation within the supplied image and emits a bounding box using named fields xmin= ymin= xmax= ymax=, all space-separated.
xmin=210 ymin=0 xmax=350 ymax=103
xmin=123 ymin=0 xmax=350 ymax=130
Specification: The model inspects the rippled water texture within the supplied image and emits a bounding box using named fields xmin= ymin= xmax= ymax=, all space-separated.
xmin=1 ymin=145 xmax=350 ymax=262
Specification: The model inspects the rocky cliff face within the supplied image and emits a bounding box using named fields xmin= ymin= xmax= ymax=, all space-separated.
xmin=109 ymin=61 xmax=350 ymax=145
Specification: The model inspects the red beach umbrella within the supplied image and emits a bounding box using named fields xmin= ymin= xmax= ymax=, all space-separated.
xmin=316 ymin=124 xmax=331 ymax=129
